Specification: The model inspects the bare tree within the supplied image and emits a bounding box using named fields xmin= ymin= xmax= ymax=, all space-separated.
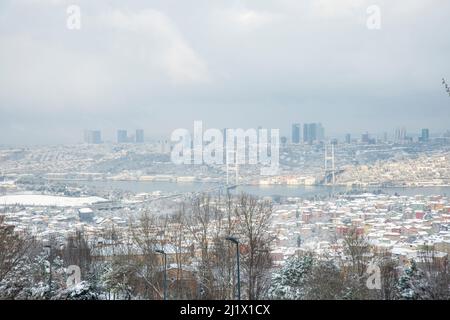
xmin=61 ymin=231 xmax=92 ymax=277
xmin=304 ymin=257 xmax=345 ymax=300
xmin=128 ymin=211 xmax=169 ymax=299
xmin=233 ymin=193 xmax=274 ymax=300
xmin=415 ymin=244 xmax=450 ymax=299
xmin=372 ymin=249 xmax=399 ymax=300
xmin=184 ymin=194 xmax=219 ymax=299
xmin=0 ymin=216 xmax=34 ymax=283
xmin=342 ymin=227 xmax=371 ymax=277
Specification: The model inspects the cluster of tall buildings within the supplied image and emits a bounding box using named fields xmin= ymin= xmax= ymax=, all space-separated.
xmin=83 ymin=130 xmax=102 ymax=144
xmin=394 ymin=127 xmax=408 ymax=143
xmin=361 ymin=132 xmax=377 ymax=145
xmin=291 ymin=123 xmax=325 ymax=144
xmin=83 ymin=129 xmax=145 ymax=144
xmin=290 ymin=124 xmax=433 ymax=146
xmin=117 ymin=129 xmax=145 ymax=143
xmin=394 ymin=128 xmax=431 ymax=144
xmin=345 ymin=133 xmax=352 ymax=144
xmin=420 ymin=128 xmax=430 ymax=142
xmin=356 ymin=128 xmax=431 ymax=145
xmin=84 ymin=125 xmax=433 ymax=146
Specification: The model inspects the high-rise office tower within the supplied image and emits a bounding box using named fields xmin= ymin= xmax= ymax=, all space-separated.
xmin=361 ymin=132 xmax=370 ymax=144
xmin=84 ymin=130 xmax=102 ymax=144
xmin=92 ymin=131 xmax=101 ymax=144
xmin=136 ymin=129 xmax=144 ymax=143
xmin=292 ymin=123 xmax=301 ymax=144
xmin=395 ymin=127 xmax=407 ymax=142
xmin=420 ymin=128 xmax=429 ymax=142
xmin=303 ymin=123 xmax=324 ymax=144
xmin=303 ymin=123 xmax=313 ymax=144
xmin=345 ymin=133 xmax=351 ymax=144
xmin=223 ymin=128 xmax=228 ymax=145
xmin=117 ymin=130 xmax=128 ymax=143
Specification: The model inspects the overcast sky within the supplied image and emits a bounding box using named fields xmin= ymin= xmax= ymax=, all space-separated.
xmin=0 ymin=0 xmax=449 ymax=144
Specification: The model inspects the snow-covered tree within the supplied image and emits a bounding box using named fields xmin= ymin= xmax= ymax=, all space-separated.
xmin=100 ymin=262 xmax=133 ymax=300
xmin=0 ymin=257 xmax=35 ymax=299
xmin=29 ymin=251 xmax=67 ymax=299
xmin=53 ymin=281 xmax=99 ymax=300
xmin=396 ymin=260 xmax=429 ymax=300
xmin=305 ymin=259 xmax=348 ymax=300
xmin=0 ymin=249 xmax=69 ymax=299
xmin=268 ymin=254 xmax=314 ymax=300
xmin=0 ymin=217 xmax=32 ymax=286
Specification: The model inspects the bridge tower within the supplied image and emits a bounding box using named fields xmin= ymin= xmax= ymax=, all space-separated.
xmin=324 ymin=142 xmax=336 ymax=185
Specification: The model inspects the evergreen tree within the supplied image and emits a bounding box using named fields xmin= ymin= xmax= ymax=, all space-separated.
xmin=268 ymin=254 xmax=314 ymax=300
xmin=396 ymin=260 xmax=429 ymax=300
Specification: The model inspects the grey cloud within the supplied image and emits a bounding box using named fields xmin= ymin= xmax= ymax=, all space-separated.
xmin=0 ymin=0 xmax=449 ymax=144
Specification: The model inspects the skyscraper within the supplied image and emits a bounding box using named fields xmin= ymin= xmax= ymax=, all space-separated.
xmin=92 ymin=131 xmax=101 ymax=144
xmin=303 ymin=123 xmax=313 ymax=144
xmin=136 ymin=129 xmax=144 ymax=143
xmin=395 ymin=127 xmax=407 ymax=143
xmin=292 ymin=123 xmax=301 ymax=144
xmin=361 ymin=132 xmax=370 ymax=144
xmin=345 ymin=133 xmax=351 ymax=144
xmin=117 ymin=130 xmax=128 ymax=143
xmin=420 ymin=128 xmax=429 ymax=142
xmin=223 ymin=128 xmax=228 ymax=145
xmin=303 ymin=123 xmax=324 ymax=144
xmin=84 ymin=130 xmax=102 ymax=144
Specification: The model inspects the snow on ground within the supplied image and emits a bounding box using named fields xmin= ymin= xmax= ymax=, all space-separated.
xmin=0 ymin=180 xmax=15 ymax=185
xmin=0 ymin=194 xmax=108 ymax=207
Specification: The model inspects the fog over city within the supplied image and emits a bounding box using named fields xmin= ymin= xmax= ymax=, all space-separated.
xmin=1 ymin=0 xmax=450 ymax=144
xmin=3 ymin=1 xmax=450 ymax=305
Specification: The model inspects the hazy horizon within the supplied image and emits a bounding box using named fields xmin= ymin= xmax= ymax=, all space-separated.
xmin=1 ymin=0 xmax=450 ymax=145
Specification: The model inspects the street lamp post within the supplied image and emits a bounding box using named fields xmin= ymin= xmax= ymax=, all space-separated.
xmin=155 ymin=249 xmax=167 ymax=300
xmin=226 ymin=236 xmax=240 ymax=300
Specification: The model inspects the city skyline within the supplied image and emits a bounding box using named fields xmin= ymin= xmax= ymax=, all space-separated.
xmin=1 ymin=123 xmax=445 ymax=146
xmin=78 ymin=124 xmax=450 ymax=145
xmin=2 ymin=0 xmax=450 ymax=305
